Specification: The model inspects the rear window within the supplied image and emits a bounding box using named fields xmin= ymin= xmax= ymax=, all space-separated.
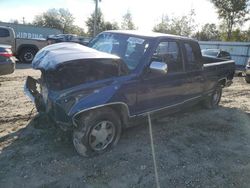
xmin=45 ymin=59 xmax=127 ymax=90
xmin=0 ymin=28 xmax=10 ymax=37
xmin=184 ymin=42 xmax=202 ymax=70
xmin=184 ymin=43 xmax=196 ymax=64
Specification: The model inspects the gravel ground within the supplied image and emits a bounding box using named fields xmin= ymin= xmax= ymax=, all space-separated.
xmin=0 ymin=64 xmax=250 ymax=188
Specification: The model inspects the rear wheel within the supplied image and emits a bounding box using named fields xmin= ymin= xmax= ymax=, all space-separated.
xmin=19 ymin=48 xmax=37 ymax=63
xmin=203 ymin=85 xmax=222 ymax=109
xmin=245 ymin=75 xmax=250 ymax=83
xmin=73 ymin=107 xmax=122 ymax=157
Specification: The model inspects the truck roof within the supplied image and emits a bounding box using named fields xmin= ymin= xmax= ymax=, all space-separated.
xmin=32 ymin=42 xmax=120 ymax=71
xmin=103 ymin=30 xmax=196 ymax=41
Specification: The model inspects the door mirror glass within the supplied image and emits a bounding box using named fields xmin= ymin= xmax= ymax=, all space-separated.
xmin=149 ymin=61 xmax=168 ymax=74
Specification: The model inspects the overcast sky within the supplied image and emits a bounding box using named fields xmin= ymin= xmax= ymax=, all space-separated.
xmin=0 ymin=0 xmax=230 ymax=31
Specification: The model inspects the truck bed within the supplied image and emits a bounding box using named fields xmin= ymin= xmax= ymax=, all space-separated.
xmin=202 ymin=55 xmax=235 ymax=91
xmin=202 ymin=55 xmax=233 ymax=64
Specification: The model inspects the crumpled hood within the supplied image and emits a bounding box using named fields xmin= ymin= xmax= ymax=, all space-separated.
xmin=32 ymin=42 xmax=120 ymax=71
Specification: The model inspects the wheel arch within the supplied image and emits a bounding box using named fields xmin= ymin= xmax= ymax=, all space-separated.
xmin=217 ymin=77 xmax=227 ymax=87
xmin=72 ymin=102 xmax=130 ymax=129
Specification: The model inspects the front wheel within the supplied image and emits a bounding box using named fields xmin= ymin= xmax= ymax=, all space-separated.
xmin=73 ymin=107 xmax=122 ymax=157
xmin=203 ymin=86 xmax=222 ymax=109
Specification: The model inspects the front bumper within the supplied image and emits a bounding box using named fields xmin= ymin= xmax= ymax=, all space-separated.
xmin=24 ymin=76 xmax=45 ymax=112
xmin=24 ymin=76 xmax=73 ymax=130
xmin=0 ymin=61 xmax=15 ymax=76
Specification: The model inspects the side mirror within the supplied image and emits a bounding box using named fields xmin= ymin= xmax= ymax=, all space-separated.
xmin=149 ymin=61 xmax=168 ymax=74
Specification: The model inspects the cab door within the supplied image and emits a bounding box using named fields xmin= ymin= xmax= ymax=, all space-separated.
xmin=181 ymin=42 xmax=205 ymax=99
xmin=136 ymin=39 xmax=189 ymax=114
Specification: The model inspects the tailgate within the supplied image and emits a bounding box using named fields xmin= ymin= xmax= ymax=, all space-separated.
xmin=203 ymin=59 xmax=235 ymax=87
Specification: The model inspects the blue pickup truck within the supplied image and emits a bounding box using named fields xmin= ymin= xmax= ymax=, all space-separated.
xmin=25 ymin=31 xmax=235 ymax=157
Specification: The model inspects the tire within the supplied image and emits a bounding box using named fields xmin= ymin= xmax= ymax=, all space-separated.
xmin=19 ymin=48 xmax=37 ymax=63
xmin=72 ymin=107 xmax=122 ymax=157
xmin=203 ymin=85 xmax=222 ymax=109
xmin=245 ymin=75 xmax=250 ymax=83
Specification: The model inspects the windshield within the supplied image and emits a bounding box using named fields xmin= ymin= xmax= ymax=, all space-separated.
xmin=88 ymin=33 xmax=150 ymax=70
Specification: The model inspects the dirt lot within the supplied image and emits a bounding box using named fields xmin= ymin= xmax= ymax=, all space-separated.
xmin=0 ymin=64 xmax=250 ymax=188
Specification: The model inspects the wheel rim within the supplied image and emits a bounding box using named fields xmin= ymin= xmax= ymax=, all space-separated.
xmin=212 ymin=88 xmax=221 ymax=105
xmin=24 ymin=52 xmax=34 ymax=62
xmin=89 ymin=121 xmax=115 ymax=151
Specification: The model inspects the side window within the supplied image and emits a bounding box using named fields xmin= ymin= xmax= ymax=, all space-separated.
xmin=0 ymin=28 xmax=10 ymax=37
xmin=152 ymin=41 xmax=183 ymax=72
xmin=184 ymin=43 xmax=196 ymax=64
xmin=184 ymin=42 xmax=201 ymax=70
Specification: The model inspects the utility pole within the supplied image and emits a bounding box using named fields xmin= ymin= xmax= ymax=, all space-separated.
xmin=93 ymin=0 xmax=99 ymax=37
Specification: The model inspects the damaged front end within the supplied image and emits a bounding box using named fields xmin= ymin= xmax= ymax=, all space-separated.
xmin=24 ymin=42 xmax=129 ymax=131
xmin=24 ymin=75 xmax=73 ymax=130
xmin=24 ymin=76 xmax=46 ymax=112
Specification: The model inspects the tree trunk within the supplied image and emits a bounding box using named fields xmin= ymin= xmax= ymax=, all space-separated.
xmin=227 ymin=17 xmax=234 ymax=41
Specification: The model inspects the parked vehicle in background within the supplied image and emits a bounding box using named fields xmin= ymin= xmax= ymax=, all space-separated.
xmin=0 ymin=26 xmax=48 ymax=63
xmin=0 ymin=21 xmax=62 ymax=39
xmin=25 ymin=31 xmax=235 ymax=157
xmin=201 ymin=49 xmax=231 ymax=60
xmin=47 ymin=34 xmax=91 ymax=46
xmin=245 ymin=58 xmax=250 ymax=83
xmin=0 ymin=45 xmax=15 ymax=75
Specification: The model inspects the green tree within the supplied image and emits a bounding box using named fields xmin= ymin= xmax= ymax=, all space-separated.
xmin=153 ymin=15 xmax=171 ymax=33
xmin=193 ymin=23 xmax=220 ymax=41
xmin=170 ymin=9 xmax=196 ymax=36
xmin=86 ymin=9 xmax=119 ymax=37
xmin=33 ymin=8 xmax=75 ymax=34
xmin=59 ymin=8 xmax=75 ymax=33
xmin=210 ymin=0 xmax=249 ymax=40
xmin=121 ymin=11 xmax=136 ymax=30
xmin=153 ymin=9 xmax=196 ymax=37
xmin=219 ymin=28 xmax=250 ymax=42
xmin=86 ymin=9 xmax=105 ymax=36
xmin=70 ymin=25 xmax=86 ymax=36
xmin=231 ymin=29 xmax=245 ymax=41
xmin=242 ymin=27 xmax=250 ymax=41
xmin=103 ymin=21 xmax=120 ymax=30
